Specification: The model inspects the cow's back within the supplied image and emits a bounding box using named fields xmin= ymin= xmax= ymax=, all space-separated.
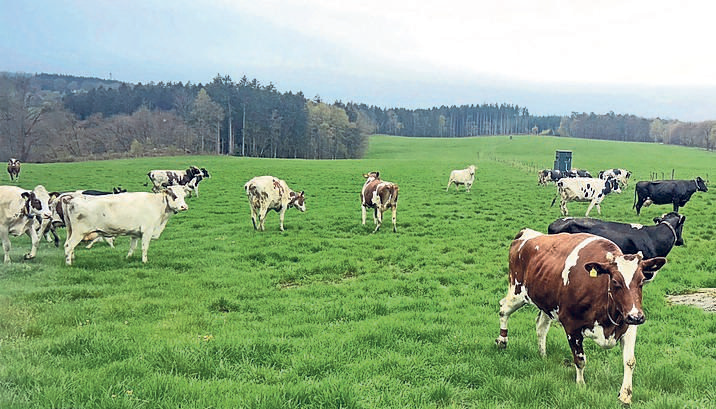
xmin=362 ymin=179 xmax=383 ymax=206
xmin=65 ymin=192 xmax=164 ymax=235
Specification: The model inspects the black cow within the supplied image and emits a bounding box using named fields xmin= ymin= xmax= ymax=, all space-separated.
xmin=633 ymin=177 xmax=708 ymax=215
xmin=548 ymin=212 xmax=685 ymax=259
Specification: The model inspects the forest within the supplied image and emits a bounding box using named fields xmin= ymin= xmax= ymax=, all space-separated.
xmin=1 ymin=72 xmax=714 ymax=162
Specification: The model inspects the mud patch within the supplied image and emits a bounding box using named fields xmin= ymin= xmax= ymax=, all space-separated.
xmin=667 ymin=288 xmax=716 ymax=312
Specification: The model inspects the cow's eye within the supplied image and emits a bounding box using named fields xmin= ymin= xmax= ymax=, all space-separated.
xmin=611 ymin=279 xmax=622 ymax=290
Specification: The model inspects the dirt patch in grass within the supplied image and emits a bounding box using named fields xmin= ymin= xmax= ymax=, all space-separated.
xmin=667 ymin=289 xmax=716 ymax=312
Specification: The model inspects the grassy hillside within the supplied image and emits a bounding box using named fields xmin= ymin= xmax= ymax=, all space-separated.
xmin=1 ymin=135 xmax=714 ymax=408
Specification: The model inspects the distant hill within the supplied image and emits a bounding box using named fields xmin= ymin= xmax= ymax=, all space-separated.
xmin=6 ymin=72 xmax=125 ymax=94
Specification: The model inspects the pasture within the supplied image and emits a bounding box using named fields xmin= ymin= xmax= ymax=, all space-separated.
xmin=1 ymin=135 xmax=715 ymax=408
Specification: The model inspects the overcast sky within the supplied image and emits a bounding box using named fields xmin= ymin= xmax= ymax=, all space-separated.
xmin=2 ymin=0 xmax=715 ymax=120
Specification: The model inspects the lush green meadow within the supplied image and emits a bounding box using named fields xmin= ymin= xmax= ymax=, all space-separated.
xmin=1 ymin=135 xmax=715 ymax=408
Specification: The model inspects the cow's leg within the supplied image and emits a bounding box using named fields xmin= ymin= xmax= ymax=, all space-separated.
xmin=373 ymin=209 xmax=382 ymax=233
xmin=279 ymin=208 xmax=287 ymax=231
xmin=258 ymin=206 xmax=269 ymax=231
xmin=585 ymin=200 xmax=597 ymax=217
xmin=496 ymin=284 xmax=528 ymax=348
xmin=127 ymin=237 xmax=139 ymax=259
xmin=140 ymin=232 xmax=151 ymax=263
xmin=673 ymin=202 xmax=679 ymax=213
xmin=24 ymin=224 xmax=40 ymax=260
xmin=618 ymin=325 xmax=638 ymax=405
xmin=49 ymin=226 xmax=60 ymax=247
xmin=361 ymin=205 xmax=367 ymax=225
xmin=466 ymin=182 xmax=472 ymax=192
xmin=560 ymin=199 xmax=569 ymax=216
xmin=64 ymin=233 xmax=83 ymax=265
xmin=568 ymin=331 xmax=587 ymax=384
xmin=85 ymin=235 xmax=105 ymax=249
xmin=535 ymin=311 xmax=553 ymax=356
xmin=106 ymin=237 xmax=115 ymax=248
xmin=194 ymin=186 xmax=199 ymax=198
xmin=1 ymin=230 xmax=11 ymax=264
xmin=249 ymin=205 xmax=258 ymax=230
xmin=446 ymin=179 xmax=453 ymax=192
xmin=391 ymin=206 xmax=397 ymax=233
xmin=635 ymin=197 xmax=644 ymax=215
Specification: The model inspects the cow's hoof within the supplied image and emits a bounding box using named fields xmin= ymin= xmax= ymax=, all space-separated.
xmin=495 ymin=338 xmax=508 ymax=349
xmin=23 ymin=253 xmax=35 ymax=260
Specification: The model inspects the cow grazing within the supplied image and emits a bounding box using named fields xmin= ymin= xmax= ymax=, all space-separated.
xmin=61 ymin=185 xmax=190 ymax=265
xmin=244 ymin=176 xmax=305 ymax=231
xmin=0 ymin=185 xmax=52 ymax=263
xmin=633 ymin=177 xmax=708 ymax=215
xmin=538 ymin=169 xmax=589 ymax=186
xmin=551 ymin=177 xmax=621 ymax=216
xmin=7 ymin=159 xmax=20 ymax=181
xmin=599 ymin=168 xmax=632 ymax=187
xmin=548 ymin=212 xmax=685 ymax=259
xmin=361 ymin=171 xmax=399 ymax=233
xmin=147 ymin=166 xmax=210 ymax=197
xmin=571 ymin=168 xmax=592 ymax=178
xmin=446 ymin=165 xmax=477 ymax=192
xmin=496 ymin=228 xmax=666 ymax=404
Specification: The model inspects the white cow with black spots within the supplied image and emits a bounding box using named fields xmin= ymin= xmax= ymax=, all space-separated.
xmin=551 ymin=177 xmax=621 ymax=216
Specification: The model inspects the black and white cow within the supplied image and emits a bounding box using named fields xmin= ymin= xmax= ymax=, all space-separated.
xmin=538 ymin=169 xmax=569 ymax=186
xmin=571 ymin=169 xmax=592 ymax=178
xmin=599 ymin=168 xmax=632 ymax=187
xmin=548 ymin=212 xmax=685 ymax=259
xmin=7 ymin=159 xmax=20 ymax=181
xmin=147 ymin=166 xmax=210 ymax=197
xmin=633 ymin=177 xmax=708 ymax=215
xmin=0 ymin=185 xmax=53 ymax=263
xmin=551 ymin=177 xmax=621 ymax=216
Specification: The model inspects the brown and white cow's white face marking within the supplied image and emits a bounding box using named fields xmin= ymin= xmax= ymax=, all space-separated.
xmin=163 ymin=185 xmax=189 ymax=213
xmin=584 ymin=252 xmax=666 ymax=325
xmin=289 ymin=191 xmax=306 ymax=212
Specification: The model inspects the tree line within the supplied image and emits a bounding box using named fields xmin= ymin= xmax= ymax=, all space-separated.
xmin=2 ymin=72 xmax=715 ymax=162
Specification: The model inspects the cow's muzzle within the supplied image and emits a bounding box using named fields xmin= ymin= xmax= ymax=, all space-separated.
xmin=625 ymin=313 xmax=645 ymax=325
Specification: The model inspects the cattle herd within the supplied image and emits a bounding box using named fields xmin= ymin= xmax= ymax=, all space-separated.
xmin=1 ymin=157 xmax=711 ymax=404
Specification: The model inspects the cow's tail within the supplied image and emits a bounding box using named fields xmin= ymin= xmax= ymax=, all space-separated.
xmin=550 ymin=195 xmax=558 ymax=207
xmin=632 ymin=186 xmax=637 ymax=209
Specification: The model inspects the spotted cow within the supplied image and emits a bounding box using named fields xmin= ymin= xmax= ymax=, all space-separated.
xmin=147 ymin=166 xmax=210 ymax=197
xmin=0 ymin=185 xmax=53 ymax=263
xmin=551 ymin=177 xmax=621 ymax=216
xmin=599 ymin=168 xmax=632 ymax=187
xmin=361 ymin=171 xmax=399 ymax=233
xmin=7 ymin=159 xmax=20 ymax=181
xmin=244 ymin=176 xmax=305 ymax=231
xmin=496 ymin=228 xmax=666 ymax=404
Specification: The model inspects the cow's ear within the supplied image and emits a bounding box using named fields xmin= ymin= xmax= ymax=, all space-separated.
xmin=584 ymin=262 xmax=612 ymax=278
xmin=652 ymin=216 xmax=662 ymax=223
xmin=50 ymin=192 xmax=60 ymax=199
xmin=21 ymin=192 xmax=30 ymax=199
xmin=374 ymin=172 xmax=379 ymax=178
xmin=299 ymin=191 xmax=304 ymax=197
xmin=640 ymin=257 xmax=666 ymax=282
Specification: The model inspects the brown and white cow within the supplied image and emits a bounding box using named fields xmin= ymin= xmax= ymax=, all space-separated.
xmin=496 ymin=228 xmax=666 ymax=404
xmin=61 ymin=185 xmax=190 ymax=265
xmin=361 ymin=172 xmax=399 ymax=233
xmin=446 ymin=165 xmax=476 ymax=192
xmin=244 ymin=176 xmax=305 ymax=231
xmin=147 ymin=166 xmax=210 ymax=197
xmin=0 ymin=185 xmax=53 ymax=263
xmin=7 ymin=159 xmax=21 ymax=181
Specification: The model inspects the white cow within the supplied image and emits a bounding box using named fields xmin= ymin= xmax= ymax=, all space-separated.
xmin=244 ymin=176 xmax=305 ymax=231
xmin=599 ymin=168 xmax=632 ymax=187
xmin=551 ymin=177 xmax=621 ymax=216
xmin=36 ymin=191 xmax=115 ymax=249
xmin=61 ymin=185 xmax=190 ymax=265
xmin=0 ymin=185 xmax=53 ymax=263
xmin=446 ymin=165 xmax=477 ymax=192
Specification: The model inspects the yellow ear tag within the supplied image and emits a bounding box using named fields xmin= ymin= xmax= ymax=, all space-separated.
xmin=589 ymin=268 xmax=598 ymax=278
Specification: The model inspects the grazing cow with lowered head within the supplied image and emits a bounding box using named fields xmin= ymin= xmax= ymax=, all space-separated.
xmin=551 ymin=177 xmax=621 ymax=216
xmin=244 ymin=176 xmax=305 ymax=231
xmin=361 ymin=172 xmax=399 ymax=233
xmin=599 ymin=168 xmax=632 ymax=187
xmin=633 ymin=177 xmax=708 ymax=215
xmin=61 ymin=185 xmax=190 ymax=265
xmin=0 ymin=185 xmax=52 ymax=263
xmin=147 ymin=166 xmax=210 ymax=197
xmin=7 ymin=159 xmax=20 ymax=181
xmin=446 ymin=165 xmax=476 ymax=192
xmin=496 ymin=228 xmax=666 ymax=404
xmin=571 ymin=168 xmax=592 ymax=178
xmin=548 ymin=212 xmax=685 ymax=259
xmin=538 ymin=169 xmax=589 ymax=186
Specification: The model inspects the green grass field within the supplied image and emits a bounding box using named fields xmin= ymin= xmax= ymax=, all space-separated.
xmin=1 ymin=135 xmax=715 ymax=408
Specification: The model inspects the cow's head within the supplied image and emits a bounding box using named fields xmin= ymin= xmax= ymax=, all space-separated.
xmin=468 ymin=165 xmax=476 ymax=176
xmin=584 ymin=251 xmax=666 ymax=325
xmin=363 ymin=171 xmax=380 ymax=181
xmin=28 ymin=185 xmax=52 ymax=219
xmin=289 ymin=191 xmax=306 ymax=212
xmin=605 ymin=177 xmax=621 ymax=194
xmin=696 ymin=176 xmax=708 ymax=192
xmin=653 ymin=212 xmax=686 ymax=246
xmin=163 ymin=185 xmax=189 ymax=213
xmin=200 ymin=168 xmax=210 ymax=178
